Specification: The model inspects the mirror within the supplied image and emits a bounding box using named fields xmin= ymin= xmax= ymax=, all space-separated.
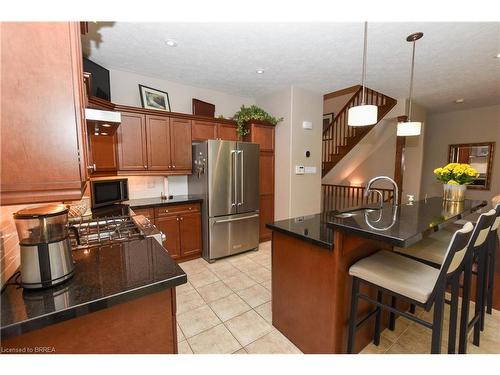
xmin=448 ymin=142 xmax=495 ymax=190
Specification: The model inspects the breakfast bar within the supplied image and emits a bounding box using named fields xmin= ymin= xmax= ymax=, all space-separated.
xmin=266 ymin=197 xmax=489 ymax=354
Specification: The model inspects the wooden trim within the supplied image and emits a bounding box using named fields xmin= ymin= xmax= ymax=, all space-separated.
xmin=323 ymin=85 xmax=361 ymax=100
xmin=394 ymin=135 xmax=406 ymax=205
xmin=448 ymin=142 xmax=495 ymax=191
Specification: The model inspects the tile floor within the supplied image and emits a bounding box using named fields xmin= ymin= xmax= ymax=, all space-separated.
xmin=176 ymin=241 xmax=500 ymax=354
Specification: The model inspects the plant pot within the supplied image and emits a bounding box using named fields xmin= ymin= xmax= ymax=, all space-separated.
xmin=443 ymin=184 xmax=466 ymax=202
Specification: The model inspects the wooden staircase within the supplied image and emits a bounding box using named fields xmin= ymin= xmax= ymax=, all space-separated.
xmin=322 ymin=86 xmax=397 ymax=177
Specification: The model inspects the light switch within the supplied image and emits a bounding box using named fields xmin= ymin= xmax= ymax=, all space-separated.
xmin=305 ymin=166 xmax=317 ymax=174
xmin=295 ymin=165 xmax=305 ymax=175
xmin=302 ymin=121 xmax=313 ymax=130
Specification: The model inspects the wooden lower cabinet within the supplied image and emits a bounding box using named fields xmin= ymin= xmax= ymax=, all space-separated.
xmin=139 ymin=203 xmax=202 ymax=262
xmin=259 ymin=195 xmax=274 ymax=242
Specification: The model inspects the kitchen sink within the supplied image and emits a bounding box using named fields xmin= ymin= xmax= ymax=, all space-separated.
xmin=333 ymin=207 xmax=380 ymax=218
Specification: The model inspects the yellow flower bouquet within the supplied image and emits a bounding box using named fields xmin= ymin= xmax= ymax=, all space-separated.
xmin=433 ymin=163 xmax=478 ymax=202
xmin=433 ymin=163 xmax=478 ymax=185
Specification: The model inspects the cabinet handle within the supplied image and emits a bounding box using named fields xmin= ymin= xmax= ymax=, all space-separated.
xmin=165 ymin=210 xmax=169 ymax=213
xmin=180 ymin=217 xmax=184 ymax=221
xmin=173 ymin=165 xmax=176 ymax=169
xmin=87 ymin=163 xmax=96 ymax=172
xmin=144 ymin=165 xmax=148 ymax=169
xmin=176 ymin=217 xmax=179 ymax=221
xmin=189 ymin=207 xmax=192 ymax=210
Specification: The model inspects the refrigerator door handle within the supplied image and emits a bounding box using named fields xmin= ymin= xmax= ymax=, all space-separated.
xmin=239 ymin=150 xmax=244 ymax=206
xmin=213 ymin=214 xmax=259 ymax=224
xmin=231 ymin=150 xmax=237 ymax=208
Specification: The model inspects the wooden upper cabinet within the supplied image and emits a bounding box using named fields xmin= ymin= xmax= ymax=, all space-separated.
xmin=89 ymin=133 xmax=118 ymax=173
xmin=117 ymin=112 xmax=147 ymax=171
xmin=0 ymin=22 xmax=87 ymax=205
xmin=170 ymin=118 xmax=192 ymax=171
xmin=247 ymin=123 xmax=275 ymax=152
xmin=146 ymin=115 xmax=172 ymax=171
xmin=217 ymin=123 xmax=239 ymax=141
xmin=192 ymin=120 xmax=217 ymax=141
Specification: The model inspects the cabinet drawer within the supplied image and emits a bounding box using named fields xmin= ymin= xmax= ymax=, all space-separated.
xmin=132 ymin=207 xmax=154 ymax=220
xmin=155 ymin=203 xmax=200 ymax=217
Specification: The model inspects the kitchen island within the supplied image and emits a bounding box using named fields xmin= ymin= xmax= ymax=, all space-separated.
xmin=266 ymin=197 xmax=488 ymax=354
xmin=1 ymin=238 xmax=187 ymax=354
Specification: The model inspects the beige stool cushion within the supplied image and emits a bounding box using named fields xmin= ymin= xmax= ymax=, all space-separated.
xmin=394 ymin=225 xmax=457 ymax=265
xmin=349 ymin=250 xmax=440 ymax=303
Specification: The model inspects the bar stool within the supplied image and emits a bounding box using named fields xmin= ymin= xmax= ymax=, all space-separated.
xmin=347 ymin=222 xmax=474 ymax=354
xmin=394 ymin=207 xmax=498 ymax=353
xmin=485 ymin=203 xmax=500 ymax=316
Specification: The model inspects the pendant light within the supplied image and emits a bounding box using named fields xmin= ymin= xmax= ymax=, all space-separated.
xmin=348 ymin=22 xmax=378 ymax=127
xmin=397 ymin=32 xmax=424 ymax=136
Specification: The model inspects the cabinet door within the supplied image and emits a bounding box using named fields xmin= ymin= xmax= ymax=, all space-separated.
xmin=155 ymin=216 xmax=181 ymax=259
xmin=146 ymin=115 xmax=171 ymax=171
xmin=192 ymin=120 xmax=217 ymax=141
xmin=259 ymin=153 xmax=274 ymax=196
xmin=259 ymin=195 xmax=274 ymax=242
xmin=249 ymin=124 xmax=275 ymax=152
xmin=179 ymin=212 xmax=202 ymax=257
xmin=170 ymin=118 xmax=192 ymax=171
xmin=217 ymin=123 xmax=239 ymax=141
xmin=89 ymin=133 xmax=118 ymax=173
xmin=1 ymin=22 xmax=86 ymax=205
xmin=117 ymin=112 xmax=147 ymax=171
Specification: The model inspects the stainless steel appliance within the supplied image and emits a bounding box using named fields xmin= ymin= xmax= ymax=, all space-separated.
xmin=14 ymin=204 xmax=76 ymax=289
xmin=188 ymin=140 xmax=260 ymax=261
xmin=90 ymin=178 xmax=129 ymax=209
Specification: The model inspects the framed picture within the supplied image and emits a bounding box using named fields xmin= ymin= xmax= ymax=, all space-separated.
xmin=139 ymin=84 xmax=171 ymax=111
xmin=323 ymin=112 xmax=335 ymax=128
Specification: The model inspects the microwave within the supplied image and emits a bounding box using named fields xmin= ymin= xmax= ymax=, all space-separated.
xmin=90 ymin=179 xmax=129 ymax=208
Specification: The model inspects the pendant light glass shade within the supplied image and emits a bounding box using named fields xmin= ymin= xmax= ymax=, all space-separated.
xmin=348 ymin=22 xmax=378 ymax=127
xmin=348 ymin=105 xmax=378 ymax=126
xmin=397 ymin=121 xmax=421 ymax=136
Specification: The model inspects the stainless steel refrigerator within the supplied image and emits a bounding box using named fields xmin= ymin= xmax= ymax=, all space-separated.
xmin=188 ymin=140 xmax=260 ymax=262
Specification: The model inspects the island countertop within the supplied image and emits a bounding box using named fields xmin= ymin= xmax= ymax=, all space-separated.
xmin=327 ymin=197 xmax=487 ymax=247
xmin=1 ymin=238 xmax=187 ymax=340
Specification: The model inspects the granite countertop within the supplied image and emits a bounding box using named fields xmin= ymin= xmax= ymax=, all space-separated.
xmin=124 ymin=195 xmax=203 ymax=209
xmin=327 ymin=197 xmax=487 ymax=247
xmin=1 ymin=238 xmax=187 ymax=339
xmin=266 ymin=213 xmax=334 ymax=249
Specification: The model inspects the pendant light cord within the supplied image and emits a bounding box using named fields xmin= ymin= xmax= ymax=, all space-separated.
xmin=361 ymin=21 xmax=368 ymax=104
xmin=407 ymin=40 xmax=416 ymax=121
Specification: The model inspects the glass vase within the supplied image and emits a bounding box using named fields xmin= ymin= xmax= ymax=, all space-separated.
xmin=443 ymin=184 xmax=466 ymax=202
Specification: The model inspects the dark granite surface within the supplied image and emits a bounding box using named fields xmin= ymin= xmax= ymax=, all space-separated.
xmin=1 ymin=238 xmax=186 ymax=339
xmin=266 ymin=197 xmax=487 ymax=249
xmin=327 ymin=197 xmax=487 ymax=247
xmin=266 ymin=213 xmax=334 ymax=249
xmin=124 ymin=195 xmax=203 ymax=209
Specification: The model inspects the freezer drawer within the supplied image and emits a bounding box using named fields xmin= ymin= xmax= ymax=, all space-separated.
xmin=209 ymin=212 xmax=259 ymax=259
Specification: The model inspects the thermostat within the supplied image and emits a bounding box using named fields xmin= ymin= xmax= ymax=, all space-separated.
xmin=295 ymin=165 xmax=305 ymax=175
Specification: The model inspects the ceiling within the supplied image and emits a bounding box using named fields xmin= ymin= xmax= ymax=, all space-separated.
xmin=83 ymin=22 xmax=500 ymax=113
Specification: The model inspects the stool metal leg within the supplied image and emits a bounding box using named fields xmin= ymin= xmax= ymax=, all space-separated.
xmin=459 ymin=257 xmax=473 ymax=354
xmin=374 ymin=290 xmax=383 ymax=346
xmin=431 ymin=288 xmax=445 ymax=354
xmin=409 ymin=304 xmax=416 ymax=314
xmin=473 ymin=251 xmax=486 ymax=346
xmin=347 ymin=277 xmax=360 ymax=354
xmin=389 ymin=296 xmax=396 ymax=331
xmin=448 ymin=274 xmax=459 ymax=354
xmin=486 ymin=235 xmax=497 ymax=315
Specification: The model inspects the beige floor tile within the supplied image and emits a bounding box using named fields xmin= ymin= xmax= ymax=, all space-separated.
xmin=177 ymin=340 xmax=193 ymax=354
xmin=231 ymin=259 xmax=262 ymax=274
xmin=380 ymin=316 xmax=412 ymax=343
xmin=222 ymin=273 xmax=257 ymax=291
xmin=176 ymin=281 xmax=195 ymax=295
xmin=258 ymin=241 xmax=271 ymax=251
xmin=188 ymin=269 xmax=220 ymax=289
xmin=245 ymin=330 xmax=301 ymax=354
xmin=225 ymin=309 xmax=274 ymax=346
xmin=252 ymin=256 xmax=272 ymax=268
xmin=261 ymin=279 xmax=272 ymax=291
xmin=180 ymin=258 xmax=209 ymax=275
xmin=246 ymin=267 xmax=272 ymax=283
xmin=210 ymin=264 xmax=243 ymax=280
xmin=254 ymin=301 xmax=272 ymax=324
xmin=177 ymin=324 xmax=185 ymax=342
xmin=188 ymin=324 xmax=242 ymax=354
xmin=197 ymin=280 xmax=233 ymax=303
xmin=177 ymin=304 xmax=221 ymax=338
xmin=176 ymin=289 xmax=206 ymax=315
xmin=385 ymin=342 xmax=411 ymax=354
xmin=209 ymin=293 xmax=252 ymax=322
xmin=237 ymin=284 xmax=271 ymax=308
xmin=359 ymin=336 xmax=394 ymax=354
xmin=233 ymin=348 xmax=248 ymax=354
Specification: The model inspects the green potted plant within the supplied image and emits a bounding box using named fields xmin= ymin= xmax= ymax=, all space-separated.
xmin=433 ymin=163 xmax=478 ymax=202
xmin=232 ymin=105 xmax=283 ymax=137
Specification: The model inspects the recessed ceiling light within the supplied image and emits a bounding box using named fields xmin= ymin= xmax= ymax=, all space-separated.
xmin=496 ymin=53 xmax=500 ymax=59
xmin=165 ymin=39 xmax=178 ymax=47
xmin=455 ymin=98 xmax=465 ymax=104
xmin=256 ymin=69 xmax=265 ymax=74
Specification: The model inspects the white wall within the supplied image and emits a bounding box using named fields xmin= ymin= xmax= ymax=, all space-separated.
xmin=107 ymin=68 xmax=255 ymax=197
xmin=257 ymin=86 xmax=323 ymax=220
xmin=421 ymin=104 xmax=500 ymax=202
xmin=109 ymin=68 xmax=254 ymax=118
